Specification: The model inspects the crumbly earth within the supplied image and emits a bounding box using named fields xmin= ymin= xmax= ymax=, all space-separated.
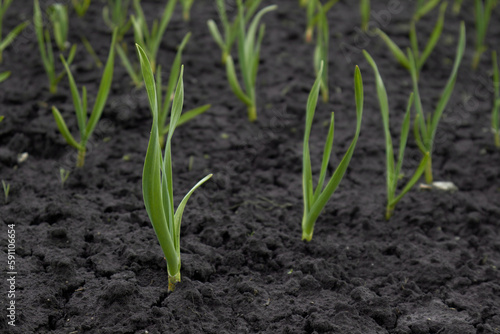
xmin=0 ymin=0 xmax=499 ymax=333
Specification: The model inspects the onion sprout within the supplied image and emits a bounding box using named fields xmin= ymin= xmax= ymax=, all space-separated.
xmin=410 ymin=22 xmax=466 ymax=184
xmin=375 ymin=2 xmax=447 ymax=76
xmin=414 ymin=0 xmax=442 ymax=22
xmin=313 ymin=0 xmax=329 ymax=102
xmin=179 ymin=0 xmax=194 ymax=21
xmin=492 ymin=50 xmax=499 ymax=148
xmin=453 ymin=0 xmax=464 ymax=14
xmin=363 ymin=50 xmax=430 ymax=219
xmin=2 ymin=180 xmax=10 ymax=204
xmin=34 ymin=0 xmax=77 ymax=94
xmin=72 ymin=0 xmax=91 ymax=17
xmin=103 ymin=0 xmax=132 ymax=39
xmin=48 ymin=4 xmax=69 ymax=51
xmin=302 ymin=61 xmax=364 ymax=241
xmin=472 ymin=0 xmax=498 ymax=69
xmin=207 ymin=0 xmax=263 ymax=64
xmin=360 ymin=0 xmax=370 ymax=31
xmin=2 ymin=180 xmax=9 ymax=203
xmin=116 ymin=0 xmax=176 ymax=86
xmin=51 ymin=30 xmax=117 ymax=168
xmin=0 ymin=0 xmax=29 ymax=63
xmin=60 ymin=168 xmax=70 ymax=187
xmin=225 ymin=0 xmax=277 ymax=122
xmin=305 ymin=0 xmax=337 ymax=43
xmin=137 ymin=43 xmax=212 ymax=291
xmin=81 ymin=36 xmax=103 ymax=68
xmin=155 ymin=32 xmax=211 ymax=146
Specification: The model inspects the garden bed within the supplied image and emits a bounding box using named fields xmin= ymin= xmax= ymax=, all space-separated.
xmin=0 ymin=0 xmax=499 ymax=333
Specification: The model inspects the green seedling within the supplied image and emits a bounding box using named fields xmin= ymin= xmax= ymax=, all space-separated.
xmin=492 ymin=51 xmax=499 ymax=147
xmin=48 ymin=4 xmax=69 ymax=51
xmin=225 ymin=0 xmax=277 ymax=122
xmin=360 ymin=0 xmax=370 ymax=31
xmin=302 ymin=62 xmax=364 ymax=241
xmin=34 ymin=0 xmax=76 ymax=94
xmin=51 ymin=30 xmax=117 ymax=167
xmin=2 ymin=180 xmax=9 ymax=203
xmin=180 ymin=0 xmax=194 ymax=21
xmin=0 ymin=115 xmax=4 ymax=122
xmin=81 ymin=36 xmax=103 ymax=68
xmin=60 ymin=168 xmax=70 ymax=186
xmin=0 ymin=0 xmax=29 ymax=63
xmin=137 ymin=44 xmax=212 ymax=291
xmin=103 ymin=0 xmax=132 ymax=38
xmin=375 ymin=2 xmax=447 ymax=76
xmin=207 ymin=0 xmax=263 ymax=64
xmin=117 ymin=0 xmax=177 ymax=86
xmin=131 ymin=0 xmax=176 ymax=72
xmin=0 ymin=70 xmax=10 ymax=82
xmin=414 ymin=0 xmax=442 ymax=21
xmin=313 ymin=0 xmax=329 ymax=102
xmin=411 ymin=22 xmax=466 ymax=184
xmin=305 ymin=0 xmax=338 ymax=43
xmin=453 ymin=0 xmax=464 ymax=14
xmin=363 ymin=50 xmax=430 ymax=219
xmin=155 ymin=33 xmax=210 ymax=147
xmin=472 ymin=0 xmax=498 ymax=69
xmin=72 ymin=0 xmax=91 ymax=17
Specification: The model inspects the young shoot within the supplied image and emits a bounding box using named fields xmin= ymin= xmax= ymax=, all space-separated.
xmin=103 ymin=0 xmax=132 ymax=39
xmin=414 ymin=0 xmax=442 ymax=22
xmin=207 ymin=0 xmax=263 ymax=64
xmin=34 ymin=0 xmax=77 ymax=94
xmin=360 ymin=0 xmax=370 ymax=31
xmin=453 ymin=0 xmax=464 ymax=14
xmin=375 ymin=2 xmax=447 ymax=76
xmin=472 ymin=0 xmax=498 ymax=69
xmin=51 ymin=30 xmax=117 ymax=167
xmin=2 ymin=180 xmax=9 ymax=203
xmin=60 ymin=168 xmax=70 ymax=186
xmin=410 ymin=22 xmax=466 ymax=184
xmin=302 ymin=62 xmax=364 ymax=241
xmin=313 ymin=0 xmax=329 ymax=102
xmin=180 ymin=0 xmax=194 ymax=21
xmin=0 ymin=115 xmax=4 ymax=122
xmin=131 ymin=0 xmax=176 ymax=72
xmin=155 ymin=33 xmax=210 ymax=147
xmin=137 ymin=44 xmax=212 ymax=291
xmin=48 ymin=4 xmax=69 ymax=51
xmin=117 ymin=0 xmax=176 ymax=85
xmin=72 ymin=0 xmax=91 ymax=17
xmin=305 ymin=0 xmax=337 ymax=43
xmin=0 ymin=71 xmax=10 ymax=82
xmin=0 ymin=0 xmax=29 ymax=63
xmin=492 ymin=51 xmax=499 ymax=148
xmin=81 ymin=36 xmax=103 ymax=68
xmin=363 ymin=50 xmax=430 ymax=219
xmin=225 ymin=0 xmax=277 ymax=122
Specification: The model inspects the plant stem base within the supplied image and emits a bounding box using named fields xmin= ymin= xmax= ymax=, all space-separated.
xmin=385 ymin=205 xmax=394 ymax=220
xmin=76 ymin=149 xmax=86 ymax=168
xmin=168 ymin=272 xmax=181 ymax=292
xmin=424 ymin=158 xmax=433 ymax=184
xmin=495 ymin=132 xmax=500 ymax=148
xmin=248 ymin=106 xmax=257 ymax=122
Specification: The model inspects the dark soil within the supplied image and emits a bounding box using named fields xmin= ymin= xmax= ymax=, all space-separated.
xmin=1 ymin=0 xmax=499 ymax=333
